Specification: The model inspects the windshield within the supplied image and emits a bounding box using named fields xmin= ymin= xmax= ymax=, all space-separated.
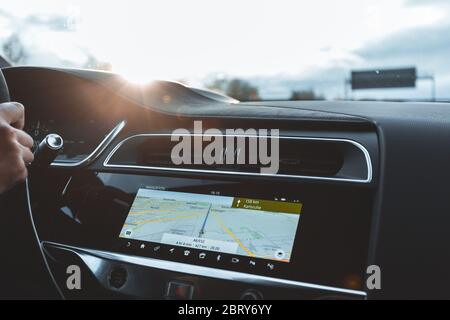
xmin=0 ymin=0 xmax=448 ymax=102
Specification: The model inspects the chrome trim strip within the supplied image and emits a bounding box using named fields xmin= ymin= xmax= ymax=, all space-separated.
xmin=25 ymin=183 xmax=65 ymax=299
xmin=51 ymin=120 xmax=126 ymax=168
xmin=61 ymin=176 xmax=73 ymax=196
xmin=103 ymin=133 xmax=373 ymax=183
xmin=42 ymin=242 xmax=367 ymax=298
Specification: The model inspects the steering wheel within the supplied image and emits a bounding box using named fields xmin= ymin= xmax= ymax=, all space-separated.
xmin=0 ymin=67 xmax=10 ymax=103
xmin=0 ymin=68 xmax=60 ymax=298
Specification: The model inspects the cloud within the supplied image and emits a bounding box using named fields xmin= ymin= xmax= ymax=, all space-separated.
xmin=356 ymin=22 xmax=450 ymax=73
xmin=0 ymin=9 xmax=12 ymax=19
xmin=407 ymin=0 xmax=450 ymax=8
xmin=24 ymin=14 xmax=70 ymax=31
xmin=247 ymin=20 xmax=450 ymax=100
xmin=351 ymin=21 xmax=450 ymax=99
xmin=0 ymin=8 xmax=70 ymax=31
xmin=0 ymin=8 xmax=89 ymax=67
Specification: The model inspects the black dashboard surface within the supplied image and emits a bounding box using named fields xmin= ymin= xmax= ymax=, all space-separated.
xmin=4 ymin=66 xmax=450 ymax=299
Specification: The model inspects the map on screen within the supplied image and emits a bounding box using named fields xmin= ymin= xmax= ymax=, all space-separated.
xmin=119 ymin=189 xmax=302 ymax=262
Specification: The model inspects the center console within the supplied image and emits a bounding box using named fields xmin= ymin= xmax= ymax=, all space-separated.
xmin=37 ymin=169 xmax=374 ymax=299
xmin=27 ymin=128 xmax=378 ymax=300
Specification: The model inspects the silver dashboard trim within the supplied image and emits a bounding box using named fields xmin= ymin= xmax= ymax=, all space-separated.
xmin=42 ymin=242 xmax=367 ymax=298
xmin=25 ymin=184 xmax=65 ymax=299
xmin=103 ymin=133 xmax=373 ymax=183
xmin=51 ymin=120 xmax=126 ymax=168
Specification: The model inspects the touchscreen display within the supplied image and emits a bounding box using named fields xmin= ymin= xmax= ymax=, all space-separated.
xmin=119 ymin=188 xmax=302 ymax=262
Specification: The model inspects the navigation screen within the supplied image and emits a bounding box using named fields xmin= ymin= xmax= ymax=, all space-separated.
xmin=119 ymin=189 xmax=302 ymax=262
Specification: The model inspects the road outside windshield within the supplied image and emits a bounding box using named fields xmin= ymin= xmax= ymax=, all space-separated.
xmin=1 ymin=0 xmax=450 ymax=102
xmin=120 ymin=189 xmax=302 ymax=262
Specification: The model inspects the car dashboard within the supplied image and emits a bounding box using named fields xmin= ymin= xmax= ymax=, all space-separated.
xmin=3 ymin=66 xmax=450 ymax=300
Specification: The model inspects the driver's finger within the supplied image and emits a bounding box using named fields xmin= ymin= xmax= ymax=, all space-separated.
xmin=0 ymin=102 xmax=25 ymax=129
xmin=13 ymin=128 xmax=34 ymax=149
xmin=19 ymin=144 xmax=34 ymax=164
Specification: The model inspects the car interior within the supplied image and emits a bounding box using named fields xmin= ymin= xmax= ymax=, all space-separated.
xmin=1 ymin=1 xmax=450 ymax=301
xmin=0 ymin=66 xmax=449 ymax=300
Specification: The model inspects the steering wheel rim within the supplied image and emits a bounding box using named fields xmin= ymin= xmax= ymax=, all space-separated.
xmin=0 ymin=68 xmax=11 ymax=103
xmin=0 ymin=68 xmax=61 ymax=298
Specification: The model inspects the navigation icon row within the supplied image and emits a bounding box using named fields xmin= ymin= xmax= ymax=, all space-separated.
xmin=124 ymin=240 xmax=278 ymax=272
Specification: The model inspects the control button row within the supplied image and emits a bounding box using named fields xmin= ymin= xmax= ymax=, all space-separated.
xmin=125 ymin=240 xmax=277 ymax=272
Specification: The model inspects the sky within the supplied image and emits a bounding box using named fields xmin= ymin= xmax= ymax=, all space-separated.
xmin=0 ymin=0 xmax=450 ymax=100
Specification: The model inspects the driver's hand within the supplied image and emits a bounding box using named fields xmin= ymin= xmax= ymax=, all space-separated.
xmin=0 ymin=102 xmax=34 ymax=194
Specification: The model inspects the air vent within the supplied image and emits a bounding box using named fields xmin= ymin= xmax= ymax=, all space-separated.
xmin=104 ymin=134 xmax=372 ymax=183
